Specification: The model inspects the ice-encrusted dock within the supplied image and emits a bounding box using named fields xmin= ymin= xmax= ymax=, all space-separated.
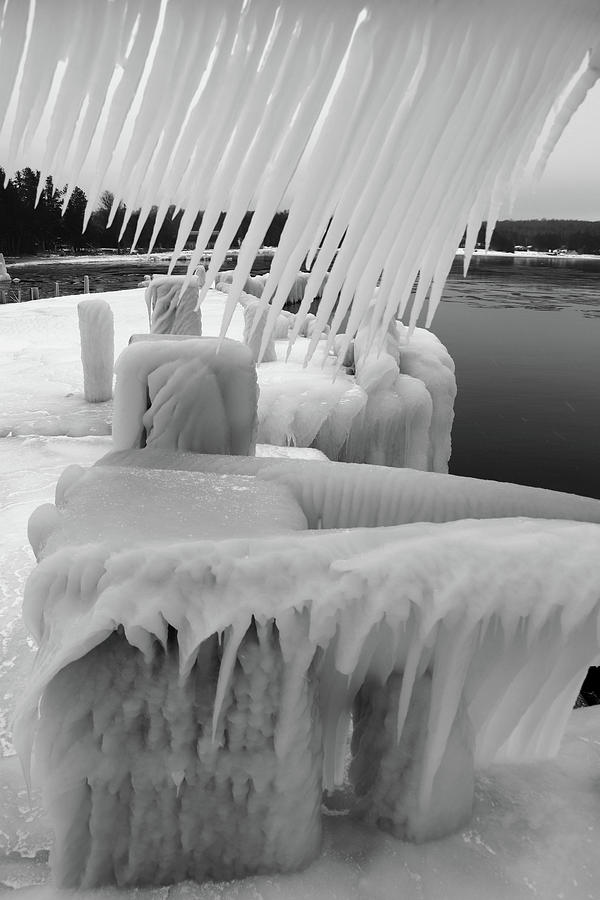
xmin=16 ymin=451 xmax=600 ymax=887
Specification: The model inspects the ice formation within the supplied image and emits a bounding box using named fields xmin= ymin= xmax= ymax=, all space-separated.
xmin=0 ymin=1 xmax=598 ymax=352
xmin=3 ymin=0 xmax=600 ymax=890
xmin=77 ymin=298 xmax=114 ymax=403
xmin=15 ymin=452 xmax=600 ymax=886
xmin=217 ymin=272 xmax=267 ymax=301
xmin=115 ymin=295 xmax=456 ymax=472
xmin=213 ymin=286 xmax=456 ymax=471
xmin=112 ymin=338 xmax=258 ymax=455
xmin=146 ymin=274 xmax=203 ymax=336
xmin=240 ymin=297 xmax=278 ymax=363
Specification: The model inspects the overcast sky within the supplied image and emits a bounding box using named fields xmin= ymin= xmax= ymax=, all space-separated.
xmin=510 ymin=79 xmax=600 ymax=221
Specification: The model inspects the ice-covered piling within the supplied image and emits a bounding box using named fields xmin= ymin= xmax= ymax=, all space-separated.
xmin=145 ymin=274 xmax=203 ymax=336
xmin=112 ymin=338 xmax=258 ymax=455
xmin=77 ymin=298 xmax=114 ymax=403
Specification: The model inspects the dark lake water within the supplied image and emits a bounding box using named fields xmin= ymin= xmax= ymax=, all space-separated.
xmin=2 ymin=252 xmax=271 ymax=299
xmin=3 ymin=252 xmax=599 ymax=500
xmin=435 ymin=255 xmax=600 ymax=501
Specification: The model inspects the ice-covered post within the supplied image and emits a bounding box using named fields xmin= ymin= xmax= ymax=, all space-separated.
xmin=77 ymin=298 xmax=114 ymax=402
xmin=146 ymin=273 xmax=202 ymax=335
xmin=112 ymin=337 xmax=258 ymax=454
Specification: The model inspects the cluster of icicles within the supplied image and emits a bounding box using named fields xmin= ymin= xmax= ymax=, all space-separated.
xmin=1 ymin=0 xmax=599 ymax=357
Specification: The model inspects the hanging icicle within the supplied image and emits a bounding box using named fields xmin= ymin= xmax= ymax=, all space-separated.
xmin=0 ymin=0 xmax=599 ymax=353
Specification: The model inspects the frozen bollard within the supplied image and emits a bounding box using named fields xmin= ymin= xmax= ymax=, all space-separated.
xmin=78 ymin=298 xmax=114 ymax=402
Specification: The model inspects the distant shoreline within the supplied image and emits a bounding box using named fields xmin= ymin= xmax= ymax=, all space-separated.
xmin=457 ymin=247 xmax=600 ymax=261
xmin=5 ymin=247 xmax=599 ymax=269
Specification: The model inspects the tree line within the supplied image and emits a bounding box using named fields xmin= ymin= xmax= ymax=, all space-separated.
xmin=0 ymin=167 xmax=188 ymax=256
xmin=464 ymin=219 xmax=600 ymax=254
xmin=3 ymin=168 xmax=599 ymax=258
xmin=0 ymin=168 xmax=289 ymax=257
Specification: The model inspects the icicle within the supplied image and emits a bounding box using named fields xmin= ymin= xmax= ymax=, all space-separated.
xmin=217 ymin=7 xmax=361 ymax=342
xmin=533 ymin=48 xmax=600 ymax=182
xmin=211 ymin=618 xmax=249 ymax=742
xmin=418 ymin=618 xmax=479 ymax=811
xmin=273 ymin=610 xmax=317 ymax=760
xmin=319 ymin=642 xmax=353 ymax=791
xmin=1 ymin=0 xmax=599 ymax=353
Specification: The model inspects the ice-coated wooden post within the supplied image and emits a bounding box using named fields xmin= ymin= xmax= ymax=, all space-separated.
xmin=78 ymin=298 xmax=114 ymax=402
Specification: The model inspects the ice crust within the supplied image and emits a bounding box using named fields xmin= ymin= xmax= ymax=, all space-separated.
xmin=15 ymin=452 xmax=600 ymax=886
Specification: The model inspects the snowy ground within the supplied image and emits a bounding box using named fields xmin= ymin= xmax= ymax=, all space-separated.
xmin=2 ymin=707 xmax=600 ymax=898
xmin=1 ymin=289 xmax=599 ymax=898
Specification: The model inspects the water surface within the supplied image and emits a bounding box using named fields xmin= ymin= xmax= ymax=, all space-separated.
xmin=435 ymin=255 xmax=600 ymax=499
